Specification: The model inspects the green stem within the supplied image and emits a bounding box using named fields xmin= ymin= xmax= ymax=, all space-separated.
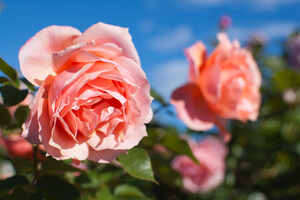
xmin=26 ymin=145 xmax=40 ymax=199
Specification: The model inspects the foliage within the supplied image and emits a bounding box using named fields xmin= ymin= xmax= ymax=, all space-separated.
xmin=0 ymin=28 xmax=300 ymax=200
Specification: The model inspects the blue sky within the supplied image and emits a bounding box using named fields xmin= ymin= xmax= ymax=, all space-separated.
xmin=0 ymin=0 xmax=300 ymax=127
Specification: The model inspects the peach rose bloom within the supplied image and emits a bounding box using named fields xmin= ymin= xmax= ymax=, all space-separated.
xmin=171 ymin=136 xmax=228 ymax=193
xmin=19 ymin=22 xmax=153 ymax=163
xmin=171 ymin=33 xmax=261 ymax=142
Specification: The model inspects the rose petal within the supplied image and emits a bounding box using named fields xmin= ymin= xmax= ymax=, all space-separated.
xmin=73 ymin=22 xmax=140 ymax=65
xmin=213 ymin=76 xmax=245 ymax=119
xmin=237 ymin=85 xmax=261 ymax=121
xmin=217 ymin=32 xmax=236 ymax=51
xmin=52 ymin=42 xmax=93 ymax=72
xmin=170 ymin=83 xmax=215 ymax=131
xmin=243 ymin=49 xmax=262 ymax=87
xmin=200 ymin=62 xmax=221 ymax=104
xmin=115 ymin=124 xmax=147 ymax=149
xmin=49 ymin=117 xmax=90 ymax=161
xmin=48 ymin=63 xmax=93 ymax=118
xmin=87 ymin=148 xmax=127 ymax=163
xmin=21 ymin=82 xmax=45 ymax=144
xmin=113 ymin=56 xmax=153 ymax=123
xmin=184 ymin=41 xmax=207 ymax=84
xmin=35 ymin=76 xmax=67 ymax=159
xmin=86 ymin=43 xmax=122 ymax=60
xmin=19 ymin=26 xmax=81 ymax=86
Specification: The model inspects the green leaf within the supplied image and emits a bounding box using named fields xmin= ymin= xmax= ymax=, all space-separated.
xmin=273 ymin=69 xmax=300 ymax=91
xmin=0 ymin=84 xmax=28 ymax=106
xmin=14 ymin=105 xmax=30 ymax=126
xmin=0 ymin=77 xmax=10 ymax=84
xmin=0 ymin=175 xmax=29 ymax=196
xmin=96 ymin=185 xmax=113 ymax=200
xmin=0 ymin=104 xmax=11 ymax=126
xmin=114 ymin=184 xmax=150 ymax=199
xmin=0 ymin=57 xmax=17 ymax=82
xmin=1 ymin=187 xmax=27 ymax=200
xmin=35 ymin=175 xmax=80 ymax=200
xmin=98 ymin=169 xmax=124 ymax=184
xmin=152 ymin=158 xmax=182 ymax=188
xmin=41 ymin=157 xmax=82 ymax=173
xmin=11 ymin=157 xmax=35 ymax=174
xmin=20 ymin=78 xmax=36 ymax=92
xmin=150 ymin=89 xmax=167 ymax=106
xmin=117 ymin=148 xmax=158 ymax=184
xmin=160 ymin=133 xmax=199 ymax=164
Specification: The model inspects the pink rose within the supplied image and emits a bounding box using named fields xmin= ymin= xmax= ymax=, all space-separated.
xmin=171 ymin=136 xmax=228 ymax=193
xmin=171 ymin=33 xmax=261 ymax=142
xmin=2 ymin=134 xmax=45 ymax=160
xmin=19 ymin=22 xmax=153 ymax=163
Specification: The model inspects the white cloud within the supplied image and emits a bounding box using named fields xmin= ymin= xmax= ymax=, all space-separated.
xmin=180 ymin=0 xmax=299 ymax=9
xmin=250 ymin=0 xmax=300 ymax=9
xmin=148 ymin=26 xmax=193 ymax=52
xmin=228 ymin=28 xmax=268 ymax=42
xmin=263 ymin=22 xmax=298 ymax=38
xmin=139 ymin=19 xmax=154 ymax=33
xmin=228 ymin=21 xmax=298 ymax=42
xmin=148 ymin=59 xmax=189 ymax=100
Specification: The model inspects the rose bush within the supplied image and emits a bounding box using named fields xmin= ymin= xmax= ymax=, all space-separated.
xmin=19 ymin=22 xmax=153 ymax=163
xmin=171 ymin=33 xmax=261 ymax=142
xmin=171 ymin=136 xmax=228 ymax=193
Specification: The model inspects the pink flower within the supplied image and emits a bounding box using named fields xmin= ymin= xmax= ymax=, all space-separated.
xmin=19 ymin=22 xmax=153 ymax=163
xmin=2 ymin=134 xmax=45 ymax=160
xmin=171 ymin=136 xmax=228 ymax=193
xmin=171 ymin=33 xmax=261 ymax=142
xmin=219 ymin=15 xmax=232 ymax=30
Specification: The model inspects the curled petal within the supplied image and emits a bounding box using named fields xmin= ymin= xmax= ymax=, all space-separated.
xmin=22 ymin=75 xmax=54 ymax=144
xmin=19 ymin=26 xmax=81 ymax=86
xmin=52 ymin=42 xmax=94 ymax=72
xmin=171 ymin=83 xmax=215 ymax=131
xmin=73 ymin=22 xmax=140 ymax=65
xmin=184 ymin=41 xmax=207 ymax=84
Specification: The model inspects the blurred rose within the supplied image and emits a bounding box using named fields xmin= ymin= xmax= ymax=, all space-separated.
xmin=171 ymin=136 xmax=228 ymax=193
xmin=171 ymin=33 xmax=261 ymax=142
xmin=19 ymin=22 xmax=153 ymax=163
xmin=2 ymin=134 xmax=45 ymax=160
xmin=287 ymin=34 xmax=300 ymax=69
xmin=282 ymin=88 xmax=297 ymax=104
xmin=0 ymin=161 xmax=15 ymax=180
